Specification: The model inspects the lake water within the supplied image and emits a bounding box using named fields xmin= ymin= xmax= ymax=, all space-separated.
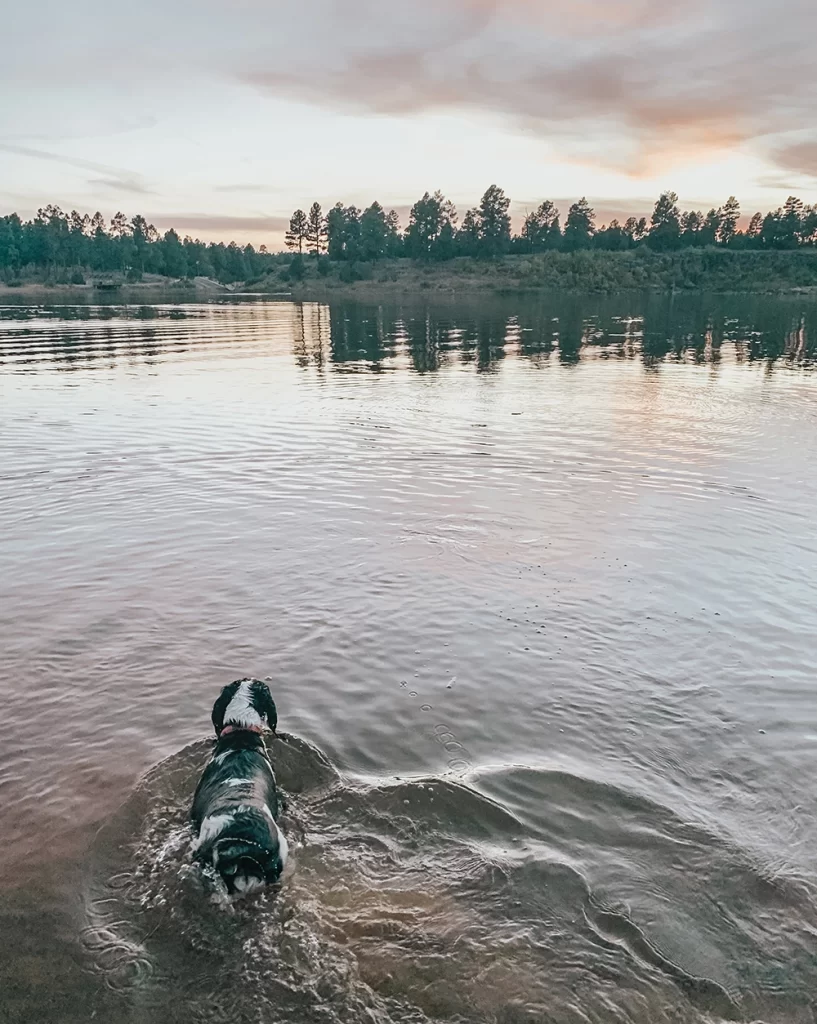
xmin=2 ymin=292 xmax=817 ymax=1024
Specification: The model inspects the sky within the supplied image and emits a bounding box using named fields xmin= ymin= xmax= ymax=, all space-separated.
xmin=2 ymin=0 xmax=816 ymax=248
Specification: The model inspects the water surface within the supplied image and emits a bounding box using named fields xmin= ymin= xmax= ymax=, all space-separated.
xmin=2 ymin=293 xmax=817 ymax=1023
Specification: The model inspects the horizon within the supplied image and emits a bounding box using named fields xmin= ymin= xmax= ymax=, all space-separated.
xmin=3 ymin=0 xmax=816 ymax=249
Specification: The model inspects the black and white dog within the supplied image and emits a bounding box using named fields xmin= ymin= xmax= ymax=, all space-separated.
xmin=191 ymin=678 xmax=288 ymax=896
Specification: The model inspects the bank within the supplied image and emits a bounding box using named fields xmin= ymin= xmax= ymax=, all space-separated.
xmin=3 ymin=250 xmax=817 ymax=301
xmin=281 ymin=249 xmax=817 ymax=299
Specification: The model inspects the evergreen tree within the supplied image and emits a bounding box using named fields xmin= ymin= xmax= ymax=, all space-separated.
xmin=747 ymin=212 xmax=763 ymax=241
xmin=162 ymin=228 xmax=186 ymax=277
xmin=594 ymin=219 xmax=629 ymax=251
xmin=648 ymin=191 xmax=681 ymax=250
xmin=343 ymin=206 xmax=362 ymax=260
xmin=623 ymin=217 xmax=647 ymax=244
xmin=384 ymin=209 xmax=402 ymax=257
xmin=225 ymin=241 xmax=247 ymax=280
xmin=109 ymin=212 xmax=129 ymax=238
xmin=285 ymin=209 xmax=308 ymax=254
xmin=699 ymin=209 xmax=722 ymax=246
xmin=89 ymin=212 xmax=108 ymax=270
xmin=306 ymin=202 xmax=327 ymax=256
xmin=718 ymin=196 xmax=741 ymax=245
xmin=0 ymin=214 xmax=22 ymax=278
xmin=436 ymin=218 xmax=457 ymax=261
xmin=781 ymin=196 xmax=805 ymax=247
xmin=520 ymin=201 xmax=560 ymax=252
xmin=406 ymin=191 xmax=456 ymax=260
xmin=680 ymin=210 xmax=704 ymax=246
xmin=457 ymin=208 xmax=481 ymax=257
xmin=360 ymin=201 xmax=389 ymax=261
xmin=130 ymin=214 xmax=157 ymax=274
xmin=563 ymin=198 xmax=596 ymax=251
xmin=325 ymin=204 xmax=361 ymax=260
xmin=67 ymin=210 xmax=90 ymax=267
xmin=802 ymin=205 xmax=817 ymax=246
xmin=477 ymin=184 xmax=511 ymax=258
xmin=326 ymin=203 xmax=347 ymax=260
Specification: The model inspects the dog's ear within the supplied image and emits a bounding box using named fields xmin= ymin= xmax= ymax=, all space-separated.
xmin=211 ymin=681 xmax=240 ymax=736
xmin=254 ymin=681 xmax=278 ymax=733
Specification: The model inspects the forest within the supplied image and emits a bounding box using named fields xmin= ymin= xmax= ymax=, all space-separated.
xmin=285 ymin=190 xmax=817 ymax=264
xmin=1 ymin=188 xmax=816 ymax=286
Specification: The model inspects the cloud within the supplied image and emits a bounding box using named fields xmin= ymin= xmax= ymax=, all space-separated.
xmin=2 ymin=0 xmax=816 ymax=192
xmin=0 ymin=143 xmax=152 ymax=194
xmin=237 ymin=0 xmax=817 ymax=176
xmin=87 ymin=176 xmax=153 ymax=195
xmin=772 ymin=140 xmax=817 ymax=182
xmin=213 ymin=184 xmax=273 ymax=193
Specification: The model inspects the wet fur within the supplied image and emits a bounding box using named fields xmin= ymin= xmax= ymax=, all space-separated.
xmin=190 ymin=679 xmax=287 ymax=894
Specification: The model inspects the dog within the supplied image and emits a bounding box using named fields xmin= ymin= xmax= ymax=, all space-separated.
xmin=191 ymin=678 xmax=288 ymax=895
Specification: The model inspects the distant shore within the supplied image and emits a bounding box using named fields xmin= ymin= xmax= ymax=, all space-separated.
xmin=0 ymin=275 xmax=239 ymax=298
xmin=282 ymin=250 xmax=817 ymax=299
xmin=3 ymin=251 xmax=817 ymax=301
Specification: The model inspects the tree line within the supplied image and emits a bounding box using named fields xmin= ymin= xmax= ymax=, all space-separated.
xmin=287 ymin=189 xmax=817 ymax=262
xmin=2 ymin=188 xmax=816 ymax=286
xmin=0 ymin=206 xmax=275 ymax=283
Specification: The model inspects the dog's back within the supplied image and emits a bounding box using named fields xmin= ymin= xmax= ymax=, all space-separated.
xmin=191 ymin=680 xmax=287 ymax=894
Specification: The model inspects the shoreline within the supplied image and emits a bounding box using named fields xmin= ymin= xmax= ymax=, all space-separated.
xmin=3 ymin=250 xmax=817 ymax=302
xmin=287 ymin=280 xmax=817 ymax=300
xmin=0 ymin=275 xmax=234 ymax=299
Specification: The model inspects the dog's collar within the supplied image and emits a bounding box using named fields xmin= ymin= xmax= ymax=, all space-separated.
xmin=219 ymin=724 xmax=265 ymax=737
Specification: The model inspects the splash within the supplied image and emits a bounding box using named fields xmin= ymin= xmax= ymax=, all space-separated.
xmin=82 ymin=735 xmax=815 ymax=1024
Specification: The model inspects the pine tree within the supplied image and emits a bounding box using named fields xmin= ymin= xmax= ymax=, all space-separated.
xmin=521 ymin=201 xmax=560 ymax=252
xmin=648 ymin=191 xmax=681 ymax=250
xmin=563 ymin=198 xmax=596 ymax=251
xmin=781 ymin=196 xmax=805 ymax=247
xmin=385 ymin=210 xmax=402 ymax=257
xmin=109 ymin=212 xmax=129 ymax=238
xmin=306 ymin=202 xmax=327 ymax=256
xmin=325 ymin=204 xmax=366 ymax=261
xmin=285 ymin=209 xmax=308 ymax=254
xmin=680 ymin=210 xmax=704 ymax=247
xmin=624 ymin=217 xmax=647 ymax=243
xmin=747 ymin=212 xmax=763 ymax=240
xmin=457 ymin=209 xmax=481 ymax=257
xmin=406 ymin=191 xmax=457 ymax=260
xmin=360 ymin=202 xmax=389 ymax=261
xmin=700 ymin=209 xmax=722 ymax=246
xmin=477 ymin=185 xmax=511 ymax=258
xmin=718 ymin=196 xmax=740 ymax=245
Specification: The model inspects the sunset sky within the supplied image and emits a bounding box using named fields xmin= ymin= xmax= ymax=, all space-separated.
xmin=3 ymin=0 xmax=816 ymax=248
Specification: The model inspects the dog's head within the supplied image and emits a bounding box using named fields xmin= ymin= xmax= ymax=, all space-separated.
xmin=211 ymin=678 xmax=277 ymax=736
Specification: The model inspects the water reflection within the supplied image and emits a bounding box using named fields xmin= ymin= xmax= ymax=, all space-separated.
xmin=288 ymin=293 xmax=817 ymax=374
xmin=0 ymin=293 xmax=815 ymax=375
xmin=4 ymin=290 xmax=817 ymax=1024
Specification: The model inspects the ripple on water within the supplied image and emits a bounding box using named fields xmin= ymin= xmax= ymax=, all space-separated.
xmin=83 ymin=736 xmax=817 ymax=1024
xmin=3 ymin=296 xmax=817 ymax=1023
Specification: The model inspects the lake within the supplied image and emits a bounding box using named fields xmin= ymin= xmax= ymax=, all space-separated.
xmin=1 ymin=291 xmax=817 ymax=1024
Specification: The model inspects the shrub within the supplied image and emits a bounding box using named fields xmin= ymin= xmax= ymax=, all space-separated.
xmin=286 ymin=255 xmax=305 ymax=281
